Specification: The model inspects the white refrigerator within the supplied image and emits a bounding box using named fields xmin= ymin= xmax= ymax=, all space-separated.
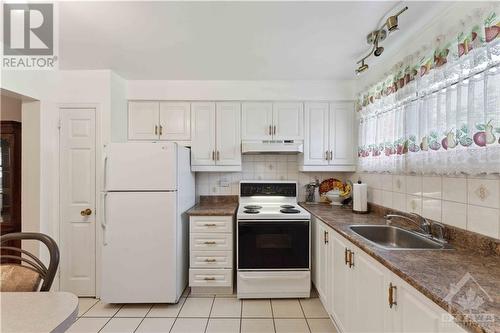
xmin=101 ymin=142 xmax=195 ymax=303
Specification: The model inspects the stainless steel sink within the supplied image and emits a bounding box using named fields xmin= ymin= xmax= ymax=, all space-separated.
xmin=349 ymin=225 xmax=452 ymax=250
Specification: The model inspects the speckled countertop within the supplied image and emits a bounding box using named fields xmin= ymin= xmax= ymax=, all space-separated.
xmin=300 ymin=203 xmax=500 ymax=333
xmin=186 ymin=195 xmax=238 ymax=216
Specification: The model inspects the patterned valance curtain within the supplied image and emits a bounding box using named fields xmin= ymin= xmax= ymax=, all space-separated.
xmin=357 ymin=4 xmax=500 ymax=175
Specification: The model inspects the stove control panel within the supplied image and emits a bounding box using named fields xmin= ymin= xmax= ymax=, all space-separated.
xmin=240 ymin=182 xmax=297 ymax=197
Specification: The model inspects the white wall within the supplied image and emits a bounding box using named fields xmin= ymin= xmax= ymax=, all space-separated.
xmin=127 ymin=80 xmax=355 ymax=101
xmin=1 ymin=95 xmax=22 ymax=121
xmin=21 ymin=101 xmax=41 ymax=256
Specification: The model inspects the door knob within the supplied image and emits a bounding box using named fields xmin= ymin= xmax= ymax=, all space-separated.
xmin=80 ymin=208 xmax=92 ymax=216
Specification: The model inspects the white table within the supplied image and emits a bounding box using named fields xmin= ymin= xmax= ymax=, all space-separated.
xmin=1 ymin=292 xmax=78 ymax=333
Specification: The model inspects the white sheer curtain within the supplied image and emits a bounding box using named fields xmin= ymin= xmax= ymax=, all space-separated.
xmin=357 ymin=4 xmax=500 ymax=176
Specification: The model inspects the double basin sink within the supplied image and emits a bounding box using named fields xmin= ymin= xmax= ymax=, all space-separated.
xmin=349 ymin=225 xmax=453 ymax=250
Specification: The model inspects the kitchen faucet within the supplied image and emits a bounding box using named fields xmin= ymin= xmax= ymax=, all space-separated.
xmin=384 ymin=213 xmax=432 ymax=236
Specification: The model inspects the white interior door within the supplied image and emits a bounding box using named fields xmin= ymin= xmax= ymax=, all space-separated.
xmin=304 ymin=102 xmax=329 ymax=165
xmin=216 ymin=102 xmax=241 ymax=166
xmin=241 ymin=102 xmax=273 ymax=140
xmin=272 ymin=102 xmax=304 ymax=140
xmin=128 ymin=101 xmax=160 ymax=140
xmin=159 ymin=102 xmax=191 ymax=141
xmin=191 ymin=102 xmax=216 ymax=166
xmin=329 ymin=102 xmax=355 ymax=165
xmin=60 ymin=108 xmax=96 ymax=296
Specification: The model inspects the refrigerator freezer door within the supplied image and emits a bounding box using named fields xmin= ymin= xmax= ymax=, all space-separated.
xmin=105 ymin=143 xmax=177 ymax=191
xmin=101 ymin=192 xmax=179 ymax=303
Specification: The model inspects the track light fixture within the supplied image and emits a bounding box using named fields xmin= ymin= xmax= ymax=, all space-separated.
xmin=355 ymin=6 xmax=408 ymax=74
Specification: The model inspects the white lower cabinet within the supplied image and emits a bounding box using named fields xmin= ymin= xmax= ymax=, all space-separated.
xmin=311 ymin=218 xmax=466 ymax=333
xmin=189 ymin=215 xmax=234 ymax=295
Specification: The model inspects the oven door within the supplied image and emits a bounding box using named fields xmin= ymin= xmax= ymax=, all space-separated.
xmin=238 ymin=220 xmax=310 ymax=270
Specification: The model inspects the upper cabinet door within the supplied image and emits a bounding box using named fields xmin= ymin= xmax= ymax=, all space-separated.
xmin=216 ymin=102 xmax=241 ymax=166
xmin=128 ymin=101 xmax=160 ymax=140
xmin=241 ymin=102 xmax=273 ymax=140
xmin=329 ymin=102 xmax=355 ymax=165
xmin=159 ymin=102 xmax=191 ymax=141
xmin=304 ymin=102 xmax=329 ymax=165
xmin=191 ymin=102 xmax=216 ymax=166
xmin=272 ymin=102 xmax=304 ymax=141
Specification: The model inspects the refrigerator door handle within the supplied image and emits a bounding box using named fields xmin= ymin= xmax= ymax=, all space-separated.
xmin=101 ymin=193 xmax=108 ymax=245
xmin=103 ymin=156 xmax=108 ymax=190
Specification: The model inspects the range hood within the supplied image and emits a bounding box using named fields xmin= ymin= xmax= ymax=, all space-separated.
xmin=241 ymin=140 xmax=303 ymax=154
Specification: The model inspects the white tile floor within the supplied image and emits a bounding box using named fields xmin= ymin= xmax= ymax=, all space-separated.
xmin=68 ymin=288 xmax=337 ymax=333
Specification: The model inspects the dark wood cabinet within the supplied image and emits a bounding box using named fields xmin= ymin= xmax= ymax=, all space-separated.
xmin=1 ymin=121 xmax=22 ymax=261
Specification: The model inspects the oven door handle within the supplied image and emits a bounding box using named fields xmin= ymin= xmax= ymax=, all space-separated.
xmin=238 ymin=220 xmax=309 ymax=225
xmin=238 ymin=273 xmax=309 ymax=280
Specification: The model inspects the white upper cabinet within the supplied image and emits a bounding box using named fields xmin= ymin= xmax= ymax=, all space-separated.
xmin=300 ymin=101 xmax=355 ymax=171
xmin=128 ymin=101 xmax=160 ymax=140
xmin=303 ymin=102 xmax=329 ymax=166
xmin=159 ymin=102 xmax=191 ymax=141
xmin=272 ymin=102 xmax=304 ymax=141
xmin=191 ymin=102 xmax=241 ymax=171
xmin=128 ymin=101 xmax=191 ymax=142
xmin=216 ymin=102 xmax=241 ymax=166
xmin=330 ymin=102 xmax=355 ymax=165
xmin=241 ymin=102 xmax=273 ymax=140
xmin=191 ymin=102 xmax=216 ymax=166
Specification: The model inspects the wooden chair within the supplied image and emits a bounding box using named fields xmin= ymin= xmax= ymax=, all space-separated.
xmin=0 ymin=232 xmax=59 ymax=292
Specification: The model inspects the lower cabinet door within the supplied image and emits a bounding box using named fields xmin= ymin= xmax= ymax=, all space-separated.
xmin=351 ymin=250 xmax=387 ymax=333
xmin=389 ymin=274 xmax=466 ymax=333
xmin=330 ymin=232 xmax=350 ymax=332
xmin=316 ymin=221 xmax=329 ymax=306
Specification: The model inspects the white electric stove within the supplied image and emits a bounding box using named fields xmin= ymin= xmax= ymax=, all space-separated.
xmin=237 ymin=181 xmax=311 ymax=299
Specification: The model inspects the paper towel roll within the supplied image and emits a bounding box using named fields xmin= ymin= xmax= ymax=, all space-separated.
xmin=352 ymin=183 xmax=368 ymax=213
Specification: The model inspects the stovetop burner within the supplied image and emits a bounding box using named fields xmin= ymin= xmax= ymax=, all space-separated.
xmin=280 ymin=208 xmax=301 ymax=214
xmin=244 ymin=209 xmax=260 ymax=214
xmin=244 ymin=205 xmax=263 ymax=210
xmin=280 ymin=205 xmax=295 ymax=209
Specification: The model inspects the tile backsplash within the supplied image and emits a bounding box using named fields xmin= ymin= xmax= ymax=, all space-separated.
xmin=195 ymin=154 xmax=354 ymax=202
xmin=357 ymin=173 xmax=500 ymax=240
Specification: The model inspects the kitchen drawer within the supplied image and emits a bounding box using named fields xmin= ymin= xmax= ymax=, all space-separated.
xmin=190 ymin=251 xmax=232 ymax=269
xmin=190 ymin=233 xmax=232 ymax=251
xmin=189 ymin=268 xmax=233 ymax=287
xmin=190 ymin=216 xmax=233 ymax=233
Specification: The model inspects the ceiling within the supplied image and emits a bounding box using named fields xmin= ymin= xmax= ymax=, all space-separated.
xmin=59 ymin=1 xmax=447 ymax=80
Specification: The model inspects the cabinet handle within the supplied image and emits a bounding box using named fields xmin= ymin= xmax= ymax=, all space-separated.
xmin=325 ymin=151 xmax=329 ymax=160
xmin=159 ymin=125 xmax=163 ymax=136
xmin=388 ymin=283 xmax=397 ymax=308
xmin=154 ymin=125 xmax=158 ymax=135
xmin=324 ymin=230 xmax=329 ymax=244
xmin=212 ymin=151 xmax=215 ymax=161
xmin=216 ymin=151 xmax=220 ymax=161
xmin=329 ymin=150 xmax=333 ymax=160
xmin=205 ymin=258 xmax=217 ymax=263
xmin=273 ymin=125 xmax=276 ymax=135
xmin=344 ymin=248 xmax=349 ymax=265
xmin=268 ymin=125 xmax=272 ymax=135
xmin=349 ymin=251 xmax=355 ymax=268
xmin=204 ymin=223 xmax=217 ymax=227
xmin=204 ymin=277 xmax=216 ymax=281
xmin=204 ymin=241 xmax=217 ymax=245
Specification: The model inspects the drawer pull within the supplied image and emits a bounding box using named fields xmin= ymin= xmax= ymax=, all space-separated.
xmin=204 ymin=277 xmax=216 ymax=281
xmin=349 ymin=251 xmax=355 ymax=268
xmin=204 ymin=223 xmax=217 ymax=227
xmin=205 ymin=258 xmax=217 ymax=262
xmin=204 ymin=241 xmax=217 ymax=245
xmin=344 ymin=248 xmax=350 ymax=265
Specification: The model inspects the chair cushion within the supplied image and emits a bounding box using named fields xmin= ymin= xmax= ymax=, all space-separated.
xmin=1 ymin=264 xmax=41 ymax=292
